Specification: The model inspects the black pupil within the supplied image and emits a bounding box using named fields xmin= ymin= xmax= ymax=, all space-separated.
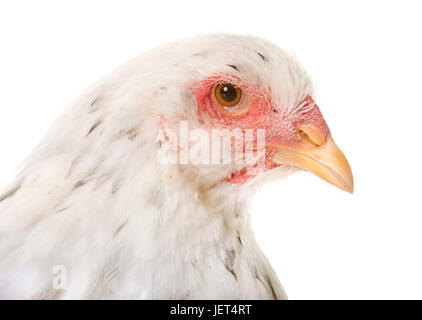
xmin=219 ymin=85 xmax=237 ymax=103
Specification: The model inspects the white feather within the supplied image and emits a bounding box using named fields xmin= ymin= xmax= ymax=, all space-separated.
xmin=0 ymin=33 xmax=314 ymax=299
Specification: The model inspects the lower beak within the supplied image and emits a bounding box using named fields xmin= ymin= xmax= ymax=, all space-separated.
xmin=272 ymin=126 xmax=354 ymax=193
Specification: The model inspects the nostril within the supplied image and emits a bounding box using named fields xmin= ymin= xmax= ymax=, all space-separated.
xmin=298 ymin=130 xmax=318 ymax=146
xmin=298 ymin=126 xmax=325 ymax=147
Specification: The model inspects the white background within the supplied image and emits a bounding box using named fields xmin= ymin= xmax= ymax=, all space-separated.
xmin=0 ymin=0 xmax=421 ymax=299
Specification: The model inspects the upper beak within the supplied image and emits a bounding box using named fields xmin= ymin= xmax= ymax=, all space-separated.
xmin=272 ymin=125 xmax=354 ymax=193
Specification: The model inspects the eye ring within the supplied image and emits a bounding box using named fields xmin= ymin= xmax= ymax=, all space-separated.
xmin=214 ymin=83 xmax=242 ymax=107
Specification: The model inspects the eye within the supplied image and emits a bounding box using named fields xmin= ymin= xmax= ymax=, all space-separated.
xmin=215 ymin=83 xmax=242 ymax=108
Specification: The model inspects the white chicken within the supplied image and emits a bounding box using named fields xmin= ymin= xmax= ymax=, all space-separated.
xmin=0 ymin=33 xmax=353 ymax=299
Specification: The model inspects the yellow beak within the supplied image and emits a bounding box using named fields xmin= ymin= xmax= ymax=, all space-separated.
xmin=272 ymin=126 xmax=354 ymax=193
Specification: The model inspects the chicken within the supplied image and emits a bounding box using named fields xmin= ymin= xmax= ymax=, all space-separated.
xmin=0 ymin=33 xmax=353 ymax=299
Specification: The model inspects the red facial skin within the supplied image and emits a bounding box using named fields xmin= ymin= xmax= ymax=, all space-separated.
xmin=195 ymin=75 xmax=330 ymax=184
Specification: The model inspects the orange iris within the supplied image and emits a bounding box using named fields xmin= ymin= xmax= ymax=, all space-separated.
xmin=214 ymin=83 xmax=242 ymax=107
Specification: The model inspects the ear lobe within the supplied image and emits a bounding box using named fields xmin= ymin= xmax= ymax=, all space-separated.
xmin=156 ymin=116 xmax=181 ymax=165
